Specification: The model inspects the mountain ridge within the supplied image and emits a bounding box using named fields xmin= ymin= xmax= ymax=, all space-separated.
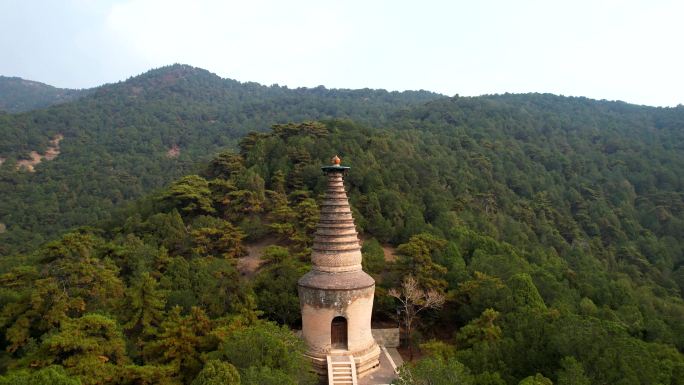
xmin=12 ymin=63 xmax=684 ymax=112
xmin=1 ymin=64 xmax=444 ymax=113
xmin=0 ymin=64 xmax=446 ymax=254
xmin=0 ymin=75 xmax=87 ymax=113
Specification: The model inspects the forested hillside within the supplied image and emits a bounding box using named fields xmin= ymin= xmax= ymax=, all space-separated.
xmin=0 ymin=65 xmax=442 ymax=254
xmin=2 ymin=65 xmax=684 ymax=383
xmin=0 ymin=76 xmax=86 ymax=113
xmin=1 ymin=110 xmax=683 ymax=384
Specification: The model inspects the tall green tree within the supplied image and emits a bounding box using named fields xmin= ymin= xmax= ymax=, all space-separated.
xmin=37 ymin=314 xmax=128 ymax=385
xmin=123 ymin=272 xmax=167 ymax=345
xmin=160 ymin=175 xmax=215 ymax=216
xmin=555 ymin=357 xmax=590 ymax=385
xmin=191 ymin=360 xmax=240 ymax=385
xmin=396 ymin=233 xmax=448 ymax=291
xmin=143 ymin=306 xmax=213 ymax=383
xmin=252 ymin=250 xmax=306 ymax=326
xmin=212 ymin=321 xmax=316 ymax=385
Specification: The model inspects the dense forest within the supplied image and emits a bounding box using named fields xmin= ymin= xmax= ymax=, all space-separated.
xmin=1 ymin=67 xmax=684 ymax=384
xmin=0 ymin=76 xmax=86 ymax=113
xmin=0 ymin=65 xmax=442 ymax=254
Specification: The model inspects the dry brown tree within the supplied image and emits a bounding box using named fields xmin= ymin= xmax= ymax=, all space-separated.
xmin=388 ymin=275 xmax=446 ymax=359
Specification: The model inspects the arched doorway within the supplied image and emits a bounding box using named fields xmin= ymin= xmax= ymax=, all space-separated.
xmin=331 ymin=316 xmax=348 ymax=349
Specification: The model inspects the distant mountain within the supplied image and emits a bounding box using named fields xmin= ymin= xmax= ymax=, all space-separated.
xmin=0 ymin=64 xmax=444 ymax=253
xmin=0 ymin=76 xmax=87 ymax=112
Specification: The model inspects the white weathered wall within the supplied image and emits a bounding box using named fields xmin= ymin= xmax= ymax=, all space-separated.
xmin=300 ymin=292 xmax=375 ymax=354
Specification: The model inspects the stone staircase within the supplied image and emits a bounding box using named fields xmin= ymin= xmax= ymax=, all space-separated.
xmin=327 ymin=355 xmax=358 ymax=385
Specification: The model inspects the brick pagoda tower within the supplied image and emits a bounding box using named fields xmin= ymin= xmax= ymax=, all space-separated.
xmin=298 ymin=156 xmax=381 ymax=380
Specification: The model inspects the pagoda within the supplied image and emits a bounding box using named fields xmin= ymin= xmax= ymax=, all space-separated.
xmin=298 ymin=156 xmax=381 ymax=379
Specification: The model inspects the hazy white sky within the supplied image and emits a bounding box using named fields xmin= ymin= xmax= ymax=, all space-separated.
xmin=1 ymin=0 xmax=682 ymax=106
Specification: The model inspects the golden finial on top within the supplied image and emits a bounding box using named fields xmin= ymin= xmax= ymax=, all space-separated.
xmin=332 ymin=155 xmax=341 ymax=165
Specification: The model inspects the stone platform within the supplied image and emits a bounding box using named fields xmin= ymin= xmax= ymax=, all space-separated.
xmin=357 ymin=347 xmax=402 ymax=385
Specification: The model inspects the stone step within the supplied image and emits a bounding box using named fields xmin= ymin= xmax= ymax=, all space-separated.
xmin=327 ymin=355 xmax=358 ymax=385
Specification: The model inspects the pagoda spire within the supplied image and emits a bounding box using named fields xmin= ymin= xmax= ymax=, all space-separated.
xmin=312 ymin=155 xmax=362 ymax=273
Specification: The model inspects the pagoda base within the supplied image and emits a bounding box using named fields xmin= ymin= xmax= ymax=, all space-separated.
xmin=305 ymin=343 xmax=381 ymax=378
